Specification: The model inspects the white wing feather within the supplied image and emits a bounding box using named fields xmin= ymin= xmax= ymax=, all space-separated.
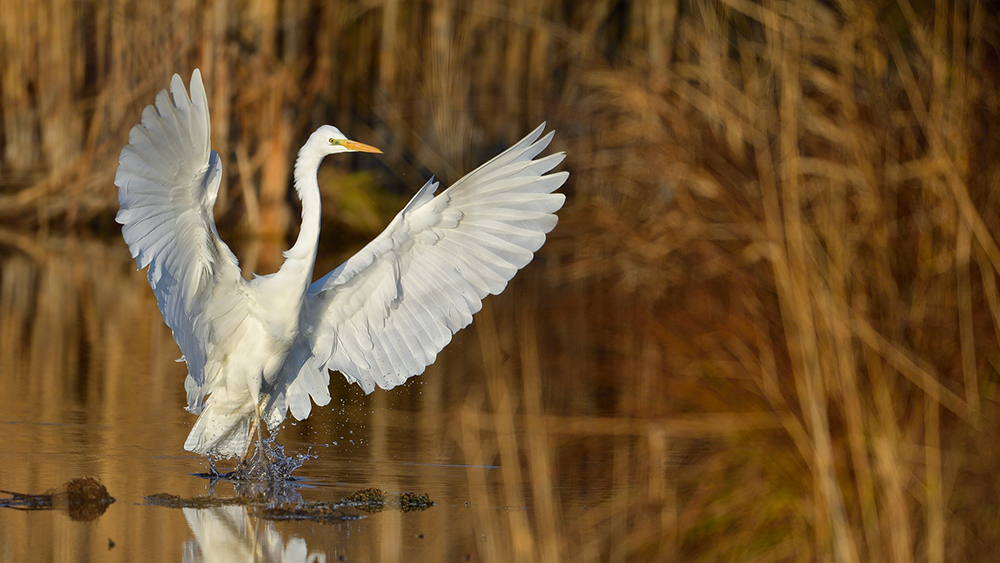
xmin=264 ymin=124 xmax=567 ymax=423
xmin=115 ymin=70 xmax=248 ymax=415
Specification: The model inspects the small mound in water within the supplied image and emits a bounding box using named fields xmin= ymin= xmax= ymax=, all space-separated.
xmin=145 ymin=493 xmax=362 ymax=522
xmin=342 ymin=487 xmax=435 ymax=513
xmin=0 ymin=477 xmax=115 ymax=521
xmin=144 ymin=493 xmax=252 ymax=509
xmin=145 ymin=487 xmax=435 ymax=523
xmin=257 ymin=488 xmax=434 ymax=521
xmin=258 ymin=502 xmax=362 ymax=522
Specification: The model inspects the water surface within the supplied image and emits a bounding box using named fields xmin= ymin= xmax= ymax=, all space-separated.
xmin=0 ymin=236 xmax=667 ymax=562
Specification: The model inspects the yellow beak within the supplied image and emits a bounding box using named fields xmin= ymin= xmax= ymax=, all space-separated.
xmin=341 ymin=139 xmax=382 ymax=154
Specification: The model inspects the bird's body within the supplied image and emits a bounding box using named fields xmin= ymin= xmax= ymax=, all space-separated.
xmin=116 ymin=70 xmax=567 ymax=459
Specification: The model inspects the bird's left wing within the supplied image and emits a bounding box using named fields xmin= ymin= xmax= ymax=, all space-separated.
xmin=267 ymin=125 xmax=566 ymax=422
xmin=115 ymin=70 xmax=246 ymax=404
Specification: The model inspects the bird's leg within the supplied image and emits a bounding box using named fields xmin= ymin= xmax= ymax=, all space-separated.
xmin=241 ymin=415 xmax=260 ymax=461
xmin=253 ymin=400 xmax=271 ymax=463
xmin=236 ymin=401 xmax=275 ymax=480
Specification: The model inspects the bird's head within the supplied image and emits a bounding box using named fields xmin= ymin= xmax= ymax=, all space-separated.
xmin=307 ymin=125 xmax=382 ymax=157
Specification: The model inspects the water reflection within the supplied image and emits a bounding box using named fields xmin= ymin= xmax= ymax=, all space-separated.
xmin=183 ymin=506 xmax=325 ymax=563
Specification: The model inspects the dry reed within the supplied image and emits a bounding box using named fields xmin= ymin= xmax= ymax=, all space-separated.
xmin=547 ymin=0 xmax=1000 ymax=561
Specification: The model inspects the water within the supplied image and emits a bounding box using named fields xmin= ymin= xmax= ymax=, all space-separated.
xmin=0 ymin=380 xmax=593 ymax=562
xmin=0 ymin=237 xmax=655 ymax=562
xmin=0 ymin=403 xmax=511 ymax=562
xmin=0 ymin=415 xmax=490 ymax=562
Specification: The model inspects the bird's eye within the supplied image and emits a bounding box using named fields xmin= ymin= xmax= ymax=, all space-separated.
xmin=329 ymin=138 xmax=338 ymax=145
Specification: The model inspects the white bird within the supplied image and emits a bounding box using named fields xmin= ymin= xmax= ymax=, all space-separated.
xmin=115 ymin=69 xmax=567 ymax=460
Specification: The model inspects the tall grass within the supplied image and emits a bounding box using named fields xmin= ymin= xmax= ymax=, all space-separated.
xmin=0 ymin=0 xmax=597 ymax=233
xmin=548 ymin=0 xmax=1000 ymax=561
xmin=2 ymin=0 xmax=1000 ymax=561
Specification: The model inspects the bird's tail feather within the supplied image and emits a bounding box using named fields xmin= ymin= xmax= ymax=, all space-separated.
xmin=184 ymin=400 xmax=253 ymax=458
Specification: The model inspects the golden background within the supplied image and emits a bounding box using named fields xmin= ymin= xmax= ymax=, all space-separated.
xmin=2 ymin=0 xmax=1000 ymax=561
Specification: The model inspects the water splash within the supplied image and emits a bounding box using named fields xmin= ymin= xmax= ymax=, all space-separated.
xmin=226 ymin=437 xmax=314 ymax=482
xmin=195 ymin=437 xmax=317 ymax=502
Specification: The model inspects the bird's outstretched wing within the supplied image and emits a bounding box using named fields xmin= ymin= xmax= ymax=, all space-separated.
xmin=115 ymin=69 xmax=245 ymax=408
xmin=267 ymin=124 xmax=567 ymax=421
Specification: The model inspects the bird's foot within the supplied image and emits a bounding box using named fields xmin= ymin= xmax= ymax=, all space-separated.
xmin=231 ymin=436 xmax=281 ymax=481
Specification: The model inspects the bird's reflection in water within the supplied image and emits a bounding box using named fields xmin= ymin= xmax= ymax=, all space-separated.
xmin=182 ymin=506 xmax=326 ymax=563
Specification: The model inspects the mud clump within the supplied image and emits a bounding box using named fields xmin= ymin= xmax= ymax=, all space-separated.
xmin=342 ymin=487 xmax=435 ymax=513
xmin=258 ymin=488 xmax=433 ymax=521
xmin=258 ymin=502 xmax=361 ymax=522
xmin=146 ymin=486 xmax=434 ymax=522
xmin=0 ymin=477 xmax=115 ymax=521
xmin=144 ymin=493 xmax=252 ymax=509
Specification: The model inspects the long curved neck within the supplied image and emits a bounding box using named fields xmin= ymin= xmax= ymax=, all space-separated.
xmin=277 ymin=147 xmax=324 ymax=289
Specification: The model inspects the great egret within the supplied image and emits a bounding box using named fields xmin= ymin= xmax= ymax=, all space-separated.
xmin=115 ymin=69 xmax=567 ymax=460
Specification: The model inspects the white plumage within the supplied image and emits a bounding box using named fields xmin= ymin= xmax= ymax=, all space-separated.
xmin=116 ymin=69 xmax=567 ymax=458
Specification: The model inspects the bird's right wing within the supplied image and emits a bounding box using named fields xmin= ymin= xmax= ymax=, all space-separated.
xmin=115 ymin=69 xmax=246 ymax=408
xmin=265 ymin=125 xmax=566 ymax=425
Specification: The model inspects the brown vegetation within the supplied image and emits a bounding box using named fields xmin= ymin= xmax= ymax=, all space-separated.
xmin=2 ymin=0 xmax=1000 ymax=562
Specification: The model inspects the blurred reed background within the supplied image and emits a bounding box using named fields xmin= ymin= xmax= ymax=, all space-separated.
xmin=2 ymin=0 xmax=1000 ymax=561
